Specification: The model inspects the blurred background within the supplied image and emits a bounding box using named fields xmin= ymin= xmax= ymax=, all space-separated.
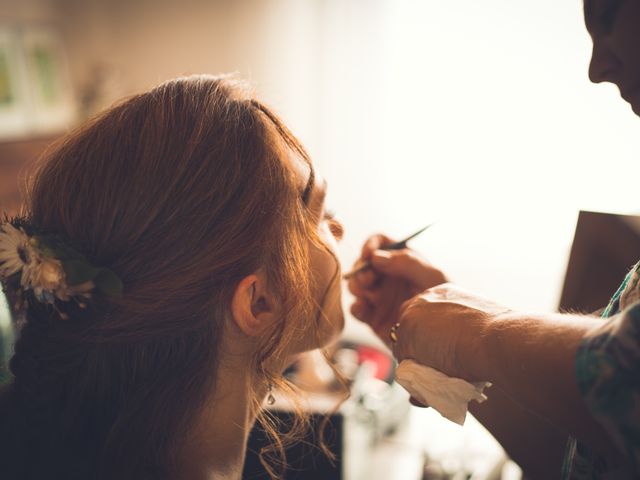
xmin=1 ymin=0 xmax=639 ymax=479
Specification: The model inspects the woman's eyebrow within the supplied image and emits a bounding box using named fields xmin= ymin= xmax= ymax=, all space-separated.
xmin=311 ymin=179 xmax=328 ymax=212
xmin=302 ymin=165 xmax=315 ymax=205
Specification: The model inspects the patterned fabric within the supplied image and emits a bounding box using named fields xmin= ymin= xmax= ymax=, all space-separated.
xmin=562 ymin=261 xmax=640 ymax=479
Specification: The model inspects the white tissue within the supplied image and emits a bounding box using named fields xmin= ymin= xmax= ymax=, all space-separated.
xmin=395 ymin=360 xmax=492 ymax=426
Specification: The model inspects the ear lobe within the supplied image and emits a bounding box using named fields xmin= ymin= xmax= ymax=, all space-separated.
xmin=231 ymin=273 xmax=277 ymax=337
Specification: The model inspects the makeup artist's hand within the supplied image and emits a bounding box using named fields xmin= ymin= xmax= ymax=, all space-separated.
xmin=347 ymin=233 xmax=447 ymax=348
xmin=395 ymin=283 xmax=511 ymax=379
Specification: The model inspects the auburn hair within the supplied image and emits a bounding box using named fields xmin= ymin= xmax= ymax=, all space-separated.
xmin=0 ymin=75 xmax=324 ymax=479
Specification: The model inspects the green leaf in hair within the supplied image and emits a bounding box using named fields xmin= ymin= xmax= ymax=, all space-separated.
xmin=63 ymin=260 xmax=100 ymax=286
xmin=93 ymin=268 xmax=124 ymax=297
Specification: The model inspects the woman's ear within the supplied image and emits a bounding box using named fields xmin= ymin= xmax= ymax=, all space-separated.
xmin=231 ymin=273 xmax=279 ymax=337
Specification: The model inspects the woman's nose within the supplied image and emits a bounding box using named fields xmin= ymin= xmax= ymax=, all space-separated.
xmin=589 ymin=41 xmax=620 ymax=84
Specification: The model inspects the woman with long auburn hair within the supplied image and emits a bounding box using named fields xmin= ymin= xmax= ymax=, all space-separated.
xmin=0 ymin=74 xmax=345 ymax=480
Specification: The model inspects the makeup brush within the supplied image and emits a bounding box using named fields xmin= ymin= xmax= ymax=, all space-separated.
xmin=343 ymin=224 xmax=434 ymax=280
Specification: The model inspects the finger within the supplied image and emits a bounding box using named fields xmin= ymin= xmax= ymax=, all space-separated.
xmin=362 ymin=233 xmax=396 ymax=258
xmin=409 ymin=396 xmax=429 ymax=408
xmin=369 ymin=301 xmax=400 ymax=335
xmin=347 ymin=281 xmax=383 ymax=304
xmin=353 ymin=268 xmax=379 ymax=289
xmin=370 ymin=249 xmax=431 ymax=286
xmin=347 ymin=277 xmax=365 ymax=296
xmin=350 ymin=298 xmax=373 ymax=323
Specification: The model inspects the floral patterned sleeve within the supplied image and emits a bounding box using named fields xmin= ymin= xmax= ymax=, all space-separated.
xmin=564 ymin=262 xmax=640 ymax=479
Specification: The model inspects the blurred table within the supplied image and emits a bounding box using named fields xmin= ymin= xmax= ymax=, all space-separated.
xmin=360 ymin=406 xmax=521 ymax=480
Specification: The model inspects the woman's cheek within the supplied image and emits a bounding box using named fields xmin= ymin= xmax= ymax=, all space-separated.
xmin=314 ymin=223 xmax=344 ymax=342
xmin=319 ymin=221 xmax=340 ymax=256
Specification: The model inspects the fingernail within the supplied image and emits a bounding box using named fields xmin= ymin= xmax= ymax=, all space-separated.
xmin=372 ymin=250 xmax=391 ymax=264
xmin=409 ymin=397 xmax=429 ymax=408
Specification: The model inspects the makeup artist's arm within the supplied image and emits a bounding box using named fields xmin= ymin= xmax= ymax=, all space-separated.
xmin=395 ymin=284 xmax=621 ymax=464
xmin=348 ymin=238 xmax=620 ymax=467
xmin=469 ymin=385 xmax=568 ymax=478
xmin=348 ymin=240 xmax=567 ymax=475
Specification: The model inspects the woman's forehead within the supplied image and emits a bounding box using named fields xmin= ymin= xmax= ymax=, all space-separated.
xmin=287 ymin=151 xmax=319 ymax=202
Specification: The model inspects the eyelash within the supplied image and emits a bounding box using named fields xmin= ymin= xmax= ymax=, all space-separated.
xmin=324 ymin=209 xmax=336 ymax=220
xmin=323 ymin=209 xmax=344 ymax=240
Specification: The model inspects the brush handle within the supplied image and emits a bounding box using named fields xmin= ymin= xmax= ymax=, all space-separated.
xmin=343 ymin=224 xmax=432 ymax=279
xmin=343 ymin=241 xmax=405 ymax=279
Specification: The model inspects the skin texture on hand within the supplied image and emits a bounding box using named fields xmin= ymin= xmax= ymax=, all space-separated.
xmin=393 ymin=284 xmax=620 ymax=463
xmin=394 ymin=283 xmax=512 ymax=380
xmin=347 ymin=233 xmax=447 ymax=347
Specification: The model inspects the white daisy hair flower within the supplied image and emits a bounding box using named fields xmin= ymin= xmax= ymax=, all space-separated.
xmin=0 ymin=217 xmax=123 ymax=318
xmin=0 ymin=223 xmax=34 ymax=279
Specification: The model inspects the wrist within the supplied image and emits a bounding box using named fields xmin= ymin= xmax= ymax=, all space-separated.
xmin=468 ymin=309 xmax=515 ymax=382
xmin=416 ymin=264 xmax=448 ymax=291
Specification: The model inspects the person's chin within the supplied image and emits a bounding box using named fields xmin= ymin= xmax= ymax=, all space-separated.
xmin=620 ymin=87 xmax=640 ymax=117
xmin=325 ymin=309 xmax=346 ymax=345
xmin=287 ymin=308 xmax=345 ymax=356
xmin=313 ymin=308 xmax=345 ymax=349
xmin=315 ymin=284 xmax=345 ymax=348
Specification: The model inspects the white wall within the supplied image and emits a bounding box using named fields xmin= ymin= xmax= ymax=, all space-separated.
xmin=52 ymin=0 xmax=322 ymax=133
xmin=4 ymin=0 xmax=640 ymax=312
xmin=313 ymin=0 xmax=640 ymax=312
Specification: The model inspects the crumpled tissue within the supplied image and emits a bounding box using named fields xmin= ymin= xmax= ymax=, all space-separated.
xmin=395 ymin=359 xmax=492 ymax=426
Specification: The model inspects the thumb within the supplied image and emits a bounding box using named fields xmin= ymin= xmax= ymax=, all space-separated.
xmin=370 ymin=249 xmax=430 ymax=285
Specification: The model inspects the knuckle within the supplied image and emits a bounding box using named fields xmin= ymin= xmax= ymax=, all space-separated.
xmin=351 ymin=283 xmax=369 ymax=298
xmin=399 ymin=299 xmax=415 ymax=318
xmin=393 ymin=251 xmax=414 ymax=267
xmin=364 ymin=234 xmax=383 ymax=250
xmin=360 ymin=269 xmax=375 ymax=282
xmin=364 ymin=289 xmax=380 ymax=304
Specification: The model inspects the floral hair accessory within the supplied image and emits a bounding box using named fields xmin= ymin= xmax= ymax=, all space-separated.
xmin=0 ymin=217 xmax=123 ymax=319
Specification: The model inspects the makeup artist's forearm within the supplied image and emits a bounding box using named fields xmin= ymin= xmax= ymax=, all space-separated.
xmin=473 ymin=312 xmax=618 ymax=459
xmin=469 ymin=388 xmax=567 ymax=479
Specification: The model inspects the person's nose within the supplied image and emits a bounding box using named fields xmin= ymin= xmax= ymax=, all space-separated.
xmin=589 ymin=40 xmax=620 ymax=84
